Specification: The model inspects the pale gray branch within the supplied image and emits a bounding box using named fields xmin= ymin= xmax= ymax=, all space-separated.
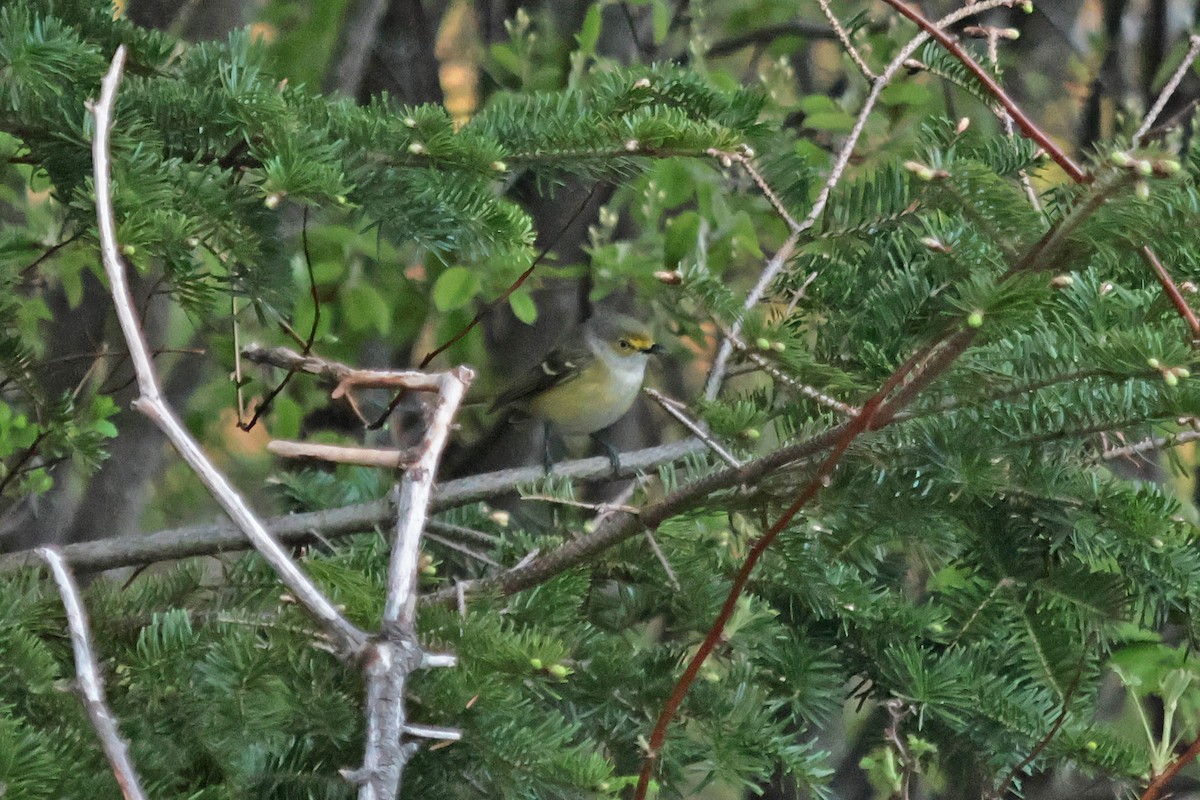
xmin=1133 ymin=35 xmax=1200 ymax=147
xmin=0 ymin=441 xmax=704 ymax=575
xmin=38 ymin=547 xmax=148 ymax=800
xmin=356 ymin=364 xmax=471 ymax=800
xmin=88 ymin=46 xmax=367 ymax=657
xmin=704 ymin=0 xmax=1024 ymax=400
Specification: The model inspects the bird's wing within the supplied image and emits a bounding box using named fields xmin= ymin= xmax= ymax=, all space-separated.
xmin=490 ymin=330 xmax=593 ymax=410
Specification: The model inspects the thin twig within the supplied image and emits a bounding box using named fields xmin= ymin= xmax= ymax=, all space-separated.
xmin=815 ymin=0 xmax=875 ymax=79
xmin=425 ymin=532 xmax=501 ymax=568
xmin=643 ymin=530 xmax=681 ymax=590
xmin=975 ymin=26 xmax=1041 ymax=210
xmin=88 ymin=46 xmax=367 ymax=656
xmin=1100 ymin=428 xmax=1200 ymax=461
xmin=417 ymin=185 xmax=601 ymax=369
xmin=267 ymin=440 xmax=418 ymax=469
xmin=704 ymin=0 xmax=1025 ymax=400
xmin=1133 ymin=35 xmax=1200 ymax=147
xmin=1141 ymin=735 xmax=1200 ymax=800
xmin=244 ymin=344 xmax=444 ymax=393
xmin=521 ymin=494 xmax=641 ymax=515
xmin=238 ymin=207 xmax=321 ymax=431
xmin=716 ymin=322 xmax=859 ymax=417
xmin=37 ymin=548 xmax=148 ymax=800
xmin=883 ymin=699 xmax=915 ymax=800
xmin=643 ymin=387 xmax=743 ymax=468
xmin=707 ymin=148 xmax=801 ymax=232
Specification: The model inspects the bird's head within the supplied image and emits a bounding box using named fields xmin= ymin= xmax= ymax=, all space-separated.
xmin=588 ymin=314 xmax=666 ymax=359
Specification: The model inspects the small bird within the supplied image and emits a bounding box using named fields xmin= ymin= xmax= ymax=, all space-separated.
xmin=491 ymin=312 xmax=665 ymax=473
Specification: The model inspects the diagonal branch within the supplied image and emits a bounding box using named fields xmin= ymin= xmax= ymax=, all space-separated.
xmin=88 ymin=46 xmax=367 ymax=656
xmin=704 ymin=0 xmax=1028 ymax=400
xmin=38 ymin=547 xmax=148 ymax=800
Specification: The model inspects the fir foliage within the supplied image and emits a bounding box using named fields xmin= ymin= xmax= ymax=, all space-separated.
xmin=4 ymin=1 xmax=1200 ymax=798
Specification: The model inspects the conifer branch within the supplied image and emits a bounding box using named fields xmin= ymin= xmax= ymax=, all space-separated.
xmin=880 ymin=0 xmax=1086 ymax=183
xmin=705 ymin=0 xmax=1026 ymax=400
xmin=87 ymin=46 xmax=368 ymax=657
xmin=890 ymin=0 xmax=1199 ymax=349
xmin=37 ymin=547 xmax=148 ymax=800
xmin=1132 ymin=35 xmax=1200 ymax=147
xmin=1141 ymin=734 xmax=1200 ymax=800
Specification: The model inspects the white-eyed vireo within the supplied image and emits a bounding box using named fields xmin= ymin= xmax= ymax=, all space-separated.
xmin=491 ymin=312 xmax=665 ymax=472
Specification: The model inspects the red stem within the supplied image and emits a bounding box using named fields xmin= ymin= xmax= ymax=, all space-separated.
xmin=1140 ymin=246 xmax=1200 ymax=344
xmin=880 ymin=0 xmax=1086 ymax=184
xmin=1141 ymin=735 xmax=1200 ymax=800
xmin=633 ymin=340 xmax=942 ymax=798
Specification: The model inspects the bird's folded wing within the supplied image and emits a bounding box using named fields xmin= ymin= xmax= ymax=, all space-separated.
xmin=490 ymin=334 xmax=593 ymax=410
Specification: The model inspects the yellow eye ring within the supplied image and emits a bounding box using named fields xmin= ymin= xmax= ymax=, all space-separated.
xmin=618 ymin=339 xmax=631 ymax=350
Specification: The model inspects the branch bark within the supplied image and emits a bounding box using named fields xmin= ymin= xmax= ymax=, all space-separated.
xmin=350 ymin=367 xmax=471 ymax=800
xmin=88 ymin=46 xmax=367 ymax=656
xmin=37 ymin=547 xmax=148 ymax=800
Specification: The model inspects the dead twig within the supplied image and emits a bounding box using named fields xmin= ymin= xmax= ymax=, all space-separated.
xmin=88 ymin=46 xmax=368 ymax=656
xmin=37 ymin=547 xmax=148 ymax=800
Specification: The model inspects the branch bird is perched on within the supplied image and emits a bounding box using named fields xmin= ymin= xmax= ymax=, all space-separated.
xmin=491 ymin=313 xmax=665 ymax=473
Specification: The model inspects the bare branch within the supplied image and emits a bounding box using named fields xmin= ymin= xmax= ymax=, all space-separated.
xmin=643 ymin=388 xmax=743 ymax=468
xmin=268 ymin=440 xmax=418 ymax=469
xmin=1133 ymin=35 xmax=1200 ymax=147
xmin=355 ymin=365 xmax=471 ymax=800
xmin=88 ymin=47 xmax=367 ymax=656
xmin=244 ymin=344 xmax=444 ymax=393
xmin=37 ymin=547 xmax=148 ymax=800
xmin=1100 ymin=428 xmax=1200 ymax=461
xmin=0 ymin=440 xmax=706 ymax=575
xmin=815 ymin=0 xmax=875 ymax=79
xmin=704 ymin=0 xmax=1026 ymax=400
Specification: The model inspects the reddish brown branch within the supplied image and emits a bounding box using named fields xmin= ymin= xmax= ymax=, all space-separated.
xmin=1140 ymin=246 xmax=1200 ymax=344
xmin=1141 ymin=735 xmax=1200 ymax=800
xmin=879 ymin=0 xmax=1086 ymax=184
xmin=991 ymin=654 xmax=1087 ymax=799
xmin=633 ymin=342 xmax=938 ymax=798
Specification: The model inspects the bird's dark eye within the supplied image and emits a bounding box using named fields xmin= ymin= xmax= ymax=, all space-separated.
xmin=619 ymin=339 xmax=631 ymax=350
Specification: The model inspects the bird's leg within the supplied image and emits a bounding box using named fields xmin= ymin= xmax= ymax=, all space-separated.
xmin=542 ymin=421 xmax=555 ymax=474
xmin=590 ymin=430 xmax=621 ymax=474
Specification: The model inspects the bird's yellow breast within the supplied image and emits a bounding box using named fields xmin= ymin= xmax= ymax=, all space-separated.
xmin=528 ymin=356 xmax=645 ymax=435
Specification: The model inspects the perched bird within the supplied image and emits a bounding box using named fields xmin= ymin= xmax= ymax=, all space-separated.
xmin=490 ymin=312 xmax=665 ymax=473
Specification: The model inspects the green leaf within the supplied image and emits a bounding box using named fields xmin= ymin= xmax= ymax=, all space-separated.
xmin=341 ymin=284 xmax=391 ymax=335
xmin=651 ymin=0 xmax=670 ymax=44
xmin=880 ymin=81 xmax=932 ymax=107
xmin=803 ymin=111 xmax=855 ymax=133
xmin=509 ymin=289 xmax=538 ymax=324
xmin=577 ymin=3 xmax=602 ymax=55
xmin=433 ymin=266 xmax=481 ymax=312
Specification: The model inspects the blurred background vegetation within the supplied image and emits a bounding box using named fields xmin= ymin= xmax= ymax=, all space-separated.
xmin=4 ymin=0 xmax=1200 ymax=798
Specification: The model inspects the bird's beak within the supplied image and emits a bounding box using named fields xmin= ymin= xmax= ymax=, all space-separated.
xmin=646 ymin=343 xmax=667 ymax=355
